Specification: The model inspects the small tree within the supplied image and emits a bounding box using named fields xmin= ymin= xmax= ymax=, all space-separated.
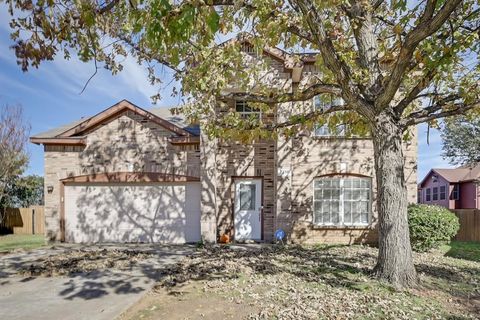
xmin=0 ymin=104 xmax=30 ymax=212
xmin=3 ymin=0 xmax=480 ymax=288
xmin=441 ymin=117 xmax=480 ymax=166
xmin=0 ymin=175 xmax=44 ymax=208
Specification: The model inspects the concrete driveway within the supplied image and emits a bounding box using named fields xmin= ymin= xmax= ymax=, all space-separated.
xmin=0 ymin=244 xmax=193 ymax=320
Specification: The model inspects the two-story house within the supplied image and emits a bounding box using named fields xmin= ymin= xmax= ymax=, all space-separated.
xmin=31 ymin=39 xmax=418 ymax=244
xmin=418 ymin=164 xmax=480 ymax=210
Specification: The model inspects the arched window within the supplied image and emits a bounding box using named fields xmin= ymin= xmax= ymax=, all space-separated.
xmin=313 ymin=175 xmax=371 ymax=226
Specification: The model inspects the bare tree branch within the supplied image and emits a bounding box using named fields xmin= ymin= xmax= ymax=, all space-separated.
xmin=401 ymin=100 xmax=479 ymax=127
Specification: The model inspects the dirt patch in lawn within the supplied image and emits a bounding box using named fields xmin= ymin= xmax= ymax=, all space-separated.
xmin=18 ymin=248 xmax=152 ymax=277
xmin=121 ymin=244 xmax=480 ymax=320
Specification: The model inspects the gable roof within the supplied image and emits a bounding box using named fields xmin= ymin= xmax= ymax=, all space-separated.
xmin=30 ymin=100 xmax=200 ymax=145
xmin=419 ymin=163 xmax=480 ymax=187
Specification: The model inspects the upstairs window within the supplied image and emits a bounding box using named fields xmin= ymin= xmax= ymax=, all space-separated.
xmin=313 ymin=95 xmax=345 ymax=137
xmin=235 ymin=100 xmax=261 ymax=120
xmin=452 ymin=184 xmax=460 ymax=200
xmin=440 ymin=186 xmax=446 ymax=200
xmin=426 ymin=188 xmax=431 ymax=201
xmin=313 ymin=176 xmax=371 ymax=226
xmin=432 ymin=187 xmax=438 ymax=201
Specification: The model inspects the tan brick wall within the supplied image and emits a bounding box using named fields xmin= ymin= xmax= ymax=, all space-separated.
xmin=43 ymin=111 xmax=200 ymax=241
xmin=276 ymin=131 xmax=417 ymax=245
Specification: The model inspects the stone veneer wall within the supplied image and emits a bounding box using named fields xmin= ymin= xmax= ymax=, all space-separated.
xmin=43 ymin=111 xmax=200 ymax=241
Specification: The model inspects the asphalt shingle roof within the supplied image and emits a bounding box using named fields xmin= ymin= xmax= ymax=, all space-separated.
xmin=31 ymin=106 xmax=200 ymax=138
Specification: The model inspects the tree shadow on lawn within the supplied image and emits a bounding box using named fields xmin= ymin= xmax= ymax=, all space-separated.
xmin=416 ymin=262 xmax=480 ymax=313
xmin=155 ymin=244 xmax=480 ymax=313
xmin=155 ymin=245 xmax=378 ymax=292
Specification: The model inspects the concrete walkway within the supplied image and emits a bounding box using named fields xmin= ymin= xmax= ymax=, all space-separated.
xmin=0 ymin=244 xmax=193 ymax=320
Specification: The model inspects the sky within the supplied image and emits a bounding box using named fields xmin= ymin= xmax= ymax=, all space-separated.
xmin=0 ymin=7 xmax=453 ymax=182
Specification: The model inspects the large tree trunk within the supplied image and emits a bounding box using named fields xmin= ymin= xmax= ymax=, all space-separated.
xmin=372 ymin=112 xmax=417 ymax=288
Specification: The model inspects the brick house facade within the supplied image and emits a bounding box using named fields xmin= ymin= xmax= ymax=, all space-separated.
xmin=31 ymin=41 xmax=418 ymax=244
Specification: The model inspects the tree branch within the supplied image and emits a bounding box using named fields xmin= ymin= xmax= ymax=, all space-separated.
xmin=377 ymin=0 xmax=462 ymax=109
xmin=219 ymin=83 xmax=342 ymax=104
xmin=342 ymin=1 xmax=382 ymax=100
xmin=290 ymin=0 xmax=375 ymax=120
xmin=401 ymin=100 xmax=479 ymax=127
xmin=97 ymin=0 xmax=120 ymax=14
xmin=268 ymin=104 xmax=350 ymax=129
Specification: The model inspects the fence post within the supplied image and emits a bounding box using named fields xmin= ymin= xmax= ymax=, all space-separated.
xmin=32 ymin=209 xmax=35 ymax=235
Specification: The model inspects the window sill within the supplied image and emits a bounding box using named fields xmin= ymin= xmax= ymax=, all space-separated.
xmin=310 ymin=136 xmax=372 ymax=140
xmin=310 ymin=224 xmax=371 ymax=230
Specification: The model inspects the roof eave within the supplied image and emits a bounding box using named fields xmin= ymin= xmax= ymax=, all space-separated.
xmin=30 ymin=137 xmax=87 ymax=146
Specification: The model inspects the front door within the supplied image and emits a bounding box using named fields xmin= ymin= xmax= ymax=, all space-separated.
xmin=234 ymin=179 xmax=262 ymax=241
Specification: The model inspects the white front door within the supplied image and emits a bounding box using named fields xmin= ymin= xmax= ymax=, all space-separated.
xmin=234 ymin=179 xmax=262 ymax=241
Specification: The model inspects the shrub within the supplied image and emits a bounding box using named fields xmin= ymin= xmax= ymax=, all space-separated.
xmin=408 ymin=204 xmax=460 ymax=252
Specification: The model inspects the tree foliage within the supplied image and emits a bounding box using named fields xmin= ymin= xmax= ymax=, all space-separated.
xmin=0 ymin=175 xmax=44 ymax=209
xmin=441 ymin=116 xmax=480 ymax=165
xmin=0 ymin=104 xmax=30 ymax=208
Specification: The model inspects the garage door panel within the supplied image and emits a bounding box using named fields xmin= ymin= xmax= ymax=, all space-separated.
xmin=64 ymin=182 xmax=201 ymax=243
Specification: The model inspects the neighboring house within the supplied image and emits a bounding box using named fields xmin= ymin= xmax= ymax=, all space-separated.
xmin=418 ymin=164 xmax=480 ymax=210
xmin=31 ymin=40 xmax=418 ymax=244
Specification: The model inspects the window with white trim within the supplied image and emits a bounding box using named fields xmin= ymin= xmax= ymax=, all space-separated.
xmin=235 ymin=100 xmax=261 ymax=120
xmin=313 ymin=176 xmax=371 ymax=226
xmin=452 ymin=184 xmax=460 ymax=200
xmin=313 ymin=95 xmax=345 ymax=137
xmin=440 ymin=185 xmax=446 ymax=200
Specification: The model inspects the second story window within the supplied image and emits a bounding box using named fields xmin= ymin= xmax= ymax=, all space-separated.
xmin=235 ymin=100 xmax=261 ymax=120
xmin=313 ymin=95 xmax=345 ymax=137
xmin=426 ymin=188 xmax=431 ymax=201
xmin=452 ymin=184 xmax=460 ymax=200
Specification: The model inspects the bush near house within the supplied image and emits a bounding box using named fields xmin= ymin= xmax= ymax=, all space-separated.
xmin=408 ymin=204 xmax=460 ymax=252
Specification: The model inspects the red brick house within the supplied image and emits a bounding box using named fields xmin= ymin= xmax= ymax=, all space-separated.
xmin=418 ymin=164 xmax=480 ymax=209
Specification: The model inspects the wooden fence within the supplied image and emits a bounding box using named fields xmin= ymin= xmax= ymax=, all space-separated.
xmin=453 ymin=209 xmax=480 ymax=242
xmin=0 ymin=206 xmax=45 ymax=235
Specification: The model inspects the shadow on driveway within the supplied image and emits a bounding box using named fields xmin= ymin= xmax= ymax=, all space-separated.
xmin=0 ymin=244 xmax=193 ymax=320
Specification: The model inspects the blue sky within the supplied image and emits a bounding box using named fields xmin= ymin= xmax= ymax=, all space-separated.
xmin=0 ymin=8 xmax=453 ymax=181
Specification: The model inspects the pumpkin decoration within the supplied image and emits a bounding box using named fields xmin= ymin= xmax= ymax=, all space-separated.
xmin=219 ymin=233 xmax=230 ymax=244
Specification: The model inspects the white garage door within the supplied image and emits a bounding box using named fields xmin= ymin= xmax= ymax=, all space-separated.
xmin=64 ymin=182 xmax=201 ymax=243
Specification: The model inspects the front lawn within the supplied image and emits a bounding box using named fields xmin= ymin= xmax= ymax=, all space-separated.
xmin=440 ymin=241 xmax=480 ymax=262
xmin=120 ymin=243 xmax=480 ymax=320
xmin=0 ymin=234 xmax=45 ymax=253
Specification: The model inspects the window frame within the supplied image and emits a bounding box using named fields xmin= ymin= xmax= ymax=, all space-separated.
xmin=432 ymin=187 xmax=439 ymax=201
xmin=235 ymin=100 xmax=261 ymax=120
xmin=312 ymin=176 xmax=371 ymax=227
xmin=312 ymin=95 xmax=346 ymax=137
xmin=425 ymin=188 xmax=431 ymax=202
xmin=440 ymin=185 xmax=446 ymax=200
xmin=452 ymin=184 xmax=460 ymax=200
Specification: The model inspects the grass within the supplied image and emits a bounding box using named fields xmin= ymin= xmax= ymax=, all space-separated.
xmin=0 ymin=234 xmax=45 ymax=252
xmin=440 ymin=241 xmax=480 ymax=262
xmin=121 ymin=244 xmax=480 ymax=320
